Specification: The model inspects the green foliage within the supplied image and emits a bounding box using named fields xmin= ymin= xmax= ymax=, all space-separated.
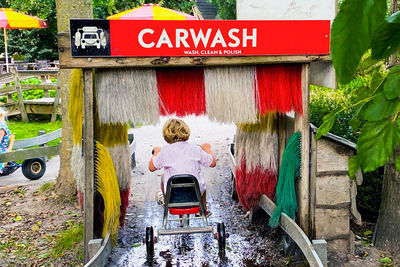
xmin=356 ymin=120 xmax=400 ymax=173
xmin=0 ymin=0 xmax=58 ymax=61
xmin=317 ymin=0 xmax=400 ymax=175
xmin=310 ymin=84 xmax=359 ymax=142
xmin=51 ymin=222 xmax=83 ymax=258
xmin=383 ymin=65 xmax=400 ymax=99
xmin=331 ymin=0 xmax=386 ymax=83
xmin=208 ymin=0 xmax=236 ymax=19
xmin=371 ymin=11 xmax=400 ymax=60
xmin=7 ymin=118 xmax=62 ymax=146
xmin=39 ymin=182 xmax=55 ymax=194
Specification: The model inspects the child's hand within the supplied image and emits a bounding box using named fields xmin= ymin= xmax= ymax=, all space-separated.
xmin=152 ymin=146 xmax=161 ymax=156
xmin=201 ymin=143 xmax=212 ymax=153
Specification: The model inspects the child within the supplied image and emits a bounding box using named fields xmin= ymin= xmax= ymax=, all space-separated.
xmin=0 ymin=108 xmax=20 ymax=175
xmin=148 ymin=118 xmax=216 ymax=214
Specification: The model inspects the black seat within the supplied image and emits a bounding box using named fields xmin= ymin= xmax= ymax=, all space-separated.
xmin=166 ymin=174 xmax=201 ymax=206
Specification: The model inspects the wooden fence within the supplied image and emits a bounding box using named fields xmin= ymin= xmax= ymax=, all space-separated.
xmin=0 ymin=70 xmax=60 ymax=122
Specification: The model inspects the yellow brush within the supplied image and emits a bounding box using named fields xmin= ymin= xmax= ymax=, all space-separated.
xmin=94 ymin=141 xmax=121 ymax=246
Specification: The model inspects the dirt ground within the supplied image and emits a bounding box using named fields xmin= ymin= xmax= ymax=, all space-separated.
xmin=0 ymin=116 xmax=399 ymax=267
xmin=0 ymin=183 xmax=83 ymax=267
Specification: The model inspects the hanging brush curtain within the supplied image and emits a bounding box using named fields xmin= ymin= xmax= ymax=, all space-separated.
xmin=269 ymin=131 xmax=302 ymax=228
xmin=94 ymin=120 xmax=131 ymax=227
xmin=94 ymin=141 xmax=121 ymax=246
xmin=96 ymin=68 xmax=159 ymax=125
xmin=256 ymin=64 xmax=302 ymax=115
xmin=68 ymin=69 xmax=85 ymax=210
xmin=234 ymin=114 xmax=278 ymax=210
xmin=204 ymin=66 xmax=257 ymax=123
xmin=157 ymin=67 xmax=206 ymax=116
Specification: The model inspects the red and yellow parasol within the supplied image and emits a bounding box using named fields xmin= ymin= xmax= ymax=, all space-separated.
xmin=0 ymin=8 xmax=47 ymax=72
xmin=107 ymin=3 xmax=197 ymax=20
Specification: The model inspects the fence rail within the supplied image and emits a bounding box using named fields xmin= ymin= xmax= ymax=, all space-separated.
xmin=0 ymin=69 xmax=60 ymax=122
xmin=0 ymin=129 xmax=61 ymax=163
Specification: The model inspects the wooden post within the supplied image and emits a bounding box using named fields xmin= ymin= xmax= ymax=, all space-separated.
xmin=310 ymin=132 xmax=317 ymax=238
xmin=83 ymin=69 xmax=94 ymax=263
xmin=295 ymin=63 xmax=311 ymax=236
xmin=278 ymin=114 xmax=286 ymax=169
xmin=51 ymin=81 xmax=61 ymax=122
xmin=13 ymin=70 xmax=28 ymax=122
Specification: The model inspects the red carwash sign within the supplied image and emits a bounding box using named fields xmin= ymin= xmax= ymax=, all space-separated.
xmin=110 ymin=20 xmax=330 ymax=56
xmin=70 ymin=20 xmax=330 ymax=57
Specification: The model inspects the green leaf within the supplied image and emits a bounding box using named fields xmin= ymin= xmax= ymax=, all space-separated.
xmin=350 ymin=104 xmax=365 ymax=133
xmin=363 ymin=230 xmax=373 ymax=236
xmin=348 ymin=155 xmax=360 ymax=179
xmin=315 ymin=113 xmax=336 ymax=140
xmin=371 ymin=11 xmax=400 ymax=59
xmin=363 ymin=92 xmax=400 ymax=121
xmin=383 ymin=65 xmax=400 ymax=100
xmin=379 ymin=257 xmax=392 ymax=263
xmin=357 ymin=120 xmax=400 ymax=172
xmin=331 ymin=0 xmax=387 ymax=83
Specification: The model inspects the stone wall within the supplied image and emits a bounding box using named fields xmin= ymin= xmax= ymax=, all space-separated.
xmin=311 ymin=135 xmax=356 ymax=255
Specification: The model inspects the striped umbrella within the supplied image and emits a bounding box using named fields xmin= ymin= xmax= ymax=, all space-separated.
xmin=107 ymin=3 xmax=197 ymax=20
xmin=0 ymin=8 xmax=48 ymax=72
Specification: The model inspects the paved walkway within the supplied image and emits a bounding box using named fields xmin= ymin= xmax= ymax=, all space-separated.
xmin=0 ymin=156 xmax=59 ymax=188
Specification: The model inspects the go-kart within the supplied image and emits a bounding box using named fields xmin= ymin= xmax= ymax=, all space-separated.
xmin=145 ymin=174 xmax=226 ymax=257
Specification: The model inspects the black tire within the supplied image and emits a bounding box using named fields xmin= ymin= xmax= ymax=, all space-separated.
xmin=217 ymin=222 xmax=226 ymax=252
xmin=231 ymin=172 xmax=238 ymax=200
xmin=145 ymin=226 xmax=154 ymax=257
xmin=22 ymin=158 xmax=46 ymax=180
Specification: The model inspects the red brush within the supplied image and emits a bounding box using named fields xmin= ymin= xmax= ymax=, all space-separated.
xmin=119 ymin=188 xmax=130 ymax=227
xmin=256 ymin=64 xmax=302 ymax=115
xmin=235 ymin=152 xmax=277 ymax=211
xmin=157 ymin=68 xmax=206 ymax=116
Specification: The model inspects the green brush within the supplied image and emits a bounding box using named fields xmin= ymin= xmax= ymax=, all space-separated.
xmin=269 ymin=131 xmax=302 ymax=228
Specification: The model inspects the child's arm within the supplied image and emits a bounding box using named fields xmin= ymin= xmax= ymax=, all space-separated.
xmin=201 ymin=143 xmax=216 ymax=167
xmin=148 ymin=146 xmax=161 ymax=172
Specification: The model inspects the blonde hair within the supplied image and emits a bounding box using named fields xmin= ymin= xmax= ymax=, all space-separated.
xmin=162 ymin=118 xmax=190 ymax=144
xmin=0 ymin=107 xmax=7 ymax=121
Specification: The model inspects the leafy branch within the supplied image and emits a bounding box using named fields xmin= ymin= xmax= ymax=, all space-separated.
xmin=316 ymin=2 xmax=400 ymax=177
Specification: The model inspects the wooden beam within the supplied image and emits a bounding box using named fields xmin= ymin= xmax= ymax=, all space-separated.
xmin=83 ymin=68 xmax=94 ymax=263
xmin=13 ymin=70 xmax=28 ymax=121
xmin=259 ymin=195 xmax=324 ymax=267
xmin=310 ymin=132 xmax=317 ymax=238
xmin=295 ymin=63 xmax=311 ymax=236
xmin=58 ymin=33 xmax=331 ymax=69
xmin=278 ymin=114 xmax=286 ymax=169
xmin=0 ymin=144 xmax=60 ymax=162
xmin=51 ymin=82 xmax=61 ymax=122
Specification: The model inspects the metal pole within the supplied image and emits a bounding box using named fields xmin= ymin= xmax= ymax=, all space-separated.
xmin=3 ymin=27 xmax=9 ymax=73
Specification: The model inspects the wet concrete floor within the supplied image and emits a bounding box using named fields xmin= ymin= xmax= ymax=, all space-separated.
xmin=108 ymin=117 xmax=294 ymax=267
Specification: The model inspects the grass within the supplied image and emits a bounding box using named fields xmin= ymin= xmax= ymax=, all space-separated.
xmin=39 ymin=182 xmax=55 ymax=194
xmin=51 ymin=221 xmax=83 ymax=259
xmin=6 ymin=118 xmax=62 ymax=147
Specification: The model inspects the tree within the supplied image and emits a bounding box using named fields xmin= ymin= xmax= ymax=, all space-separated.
xmin=54 ymin=0 xmax=93 ymax=198
xmin=207 ymin=0 xmax=236 ymax=19
xmin=0 ymin=0 xmax=58 ymax=61
xmin=316 ymin=0 xmax=400 ymax=255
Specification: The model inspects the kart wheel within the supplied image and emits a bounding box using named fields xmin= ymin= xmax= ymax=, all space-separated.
xmin=145 ymin=226 xmax=154 ymax=257
xmin=22 ymin=158 xmax=46 ymax=180
xmin=217 ymin=222 xmax=226 ymax=252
